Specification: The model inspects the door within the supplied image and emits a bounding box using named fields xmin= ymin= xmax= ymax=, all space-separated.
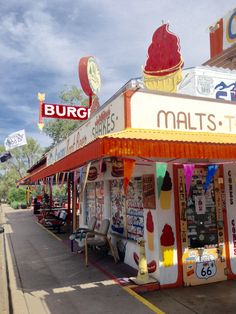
xmin=177 ymin=166 xmax=227 ymax=286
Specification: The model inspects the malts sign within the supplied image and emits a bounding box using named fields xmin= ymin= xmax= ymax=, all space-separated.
xmin=42 ymin=103 xmax=90 ymax=120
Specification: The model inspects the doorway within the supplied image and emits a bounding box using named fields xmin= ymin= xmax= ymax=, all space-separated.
xmin=177 ymin=166 xmax=227 ymax=286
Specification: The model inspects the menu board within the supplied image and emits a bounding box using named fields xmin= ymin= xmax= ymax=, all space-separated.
xmin=143 ymin=174 xmax=156 ymax=209
xmin=126 ymin=177 xmax=144 ymax=241
xmin=110 ymin=179 xmax=126 ymax=236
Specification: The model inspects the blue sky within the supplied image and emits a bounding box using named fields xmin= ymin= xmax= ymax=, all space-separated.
xmin=0 ymin=1 xmax=235 ymax=148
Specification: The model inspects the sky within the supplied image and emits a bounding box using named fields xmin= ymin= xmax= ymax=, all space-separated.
xmin=0 ymin=0 xmax=235 ymax=148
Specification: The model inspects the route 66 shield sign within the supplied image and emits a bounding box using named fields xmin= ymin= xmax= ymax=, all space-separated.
xmin=196 ymin=260 xmax=217 ymax=279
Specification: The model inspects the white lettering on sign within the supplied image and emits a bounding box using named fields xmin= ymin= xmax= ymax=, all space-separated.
xmin=195 ymin=255 xmax=217 ymax=279
xmin=42 ymin=103 xmax=90 ymax=120
xmin=44 ymin=105 xmax=55 ymax=116
xmin=46 ymin=94 xmax=125 ymax=166
xmin=131 ymin=92 xmax=236 ymax=134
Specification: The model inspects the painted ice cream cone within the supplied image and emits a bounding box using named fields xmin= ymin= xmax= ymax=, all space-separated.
xmin=147 ymin=231 xmax=154 ymax=251
xmin=146 ymin=210 xmax=154 ymax=251
xmin=143 ymin=23 xmax=184 ymax=93
xmin=160 ymin=224 xmax=175 ymax=267
xmin=160 ymin=171 xmax=172 ymax=209
xmin=161 ymin=245 xmax=174 ymax=267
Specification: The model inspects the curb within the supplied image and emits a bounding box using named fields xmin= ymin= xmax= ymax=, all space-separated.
xmin=0 ymin=205 xmax=9 ymax=314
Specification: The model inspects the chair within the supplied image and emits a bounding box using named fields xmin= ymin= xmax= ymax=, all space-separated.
xmin=69 ymin=216 xmax=97 ymax=252
xmin=84 ymin=218 xmax=118 ymax=266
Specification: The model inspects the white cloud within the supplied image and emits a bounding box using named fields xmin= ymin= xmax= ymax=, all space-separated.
xmin=1 ymin=0 xmax=236 ymax=148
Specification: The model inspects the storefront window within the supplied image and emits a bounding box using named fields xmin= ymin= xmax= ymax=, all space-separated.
xmin=186 ymin=172 xmax=218 ymax=248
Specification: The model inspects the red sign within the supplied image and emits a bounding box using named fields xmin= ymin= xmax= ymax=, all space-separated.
xmin=78 ymin=56 xmax=101 ymax=97
xmin=42 ymin=103 xmax=90 ymax=120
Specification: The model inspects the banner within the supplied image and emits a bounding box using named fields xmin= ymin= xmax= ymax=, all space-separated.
xmin=123 ymin=159 xmax=136 ymax=194
xmin=204 ymin=165 xmax=219 ymax=192
xmin=4 ymin=129 xmax=27 ymax=151
xmin=183 ymin=164 xmax=195 ymax=198
xmin=155 ymin=163 xmax=167 ymax=198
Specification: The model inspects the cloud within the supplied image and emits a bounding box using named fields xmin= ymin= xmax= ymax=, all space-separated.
xmin=0 ymin=0 xmax=236 ymax=148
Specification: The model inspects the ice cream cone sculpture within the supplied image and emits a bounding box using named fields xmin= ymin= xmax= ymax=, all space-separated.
xmin=146 ymin=210 xmax=154 ymax=251
xmin=143 ymin=23 xmax=184 ymax=93
xmin=160 ymin=224 xmax=175 ymax=267
xmin=160 ymin=171 xmax=172 ymax=209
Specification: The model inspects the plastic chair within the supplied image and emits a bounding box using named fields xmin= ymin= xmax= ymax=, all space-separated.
xmin=84 ymin=218 xmax=118 ymax=266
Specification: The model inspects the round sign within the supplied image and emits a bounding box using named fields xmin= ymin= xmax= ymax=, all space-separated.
xmin=78 ymin=56 xmax=101 ymax=96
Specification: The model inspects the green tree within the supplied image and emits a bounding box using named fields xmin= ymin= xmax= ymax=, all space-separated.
xmin=6 ymin=137 xmax=43 ymax=177
xmin=43 ymin=85 xmax=88 ymax=146
xmin=0 ymin=137 xmax=43 ymax=201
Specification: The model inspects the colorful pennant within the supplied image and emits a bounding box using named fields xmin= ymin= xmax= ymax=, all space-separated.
xmin=124 ymin=159 xmax=136 ymax=194
xmin=204 ymin=165 xmax=219 ymax=192
xmin=183 ymin=164 xmax=195 ymax=198
xmin=155 ymin=163 xmax=167 ymax=198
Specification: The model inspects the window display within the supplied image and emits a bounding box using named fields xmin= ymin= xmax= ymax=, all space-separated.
xmin=186 ymin=169 xmax=218 ymax=248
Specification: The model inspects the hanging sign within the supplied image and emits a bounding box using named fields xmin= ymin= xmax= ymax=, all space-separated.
xmin=78 ymin=56 xmax=101 ymax=97
xmin=209 ymin=8 xmax=236 ymax=58
xmin=42 ymin=103 xmax=90 ymax=120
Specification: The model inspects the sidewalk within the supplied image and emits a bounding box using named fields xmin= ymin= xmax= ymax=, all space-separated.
xmin=2 ymin=205 xmax=156 ymax=314
xmin=3 ymin=203 xmax=236 ymax=314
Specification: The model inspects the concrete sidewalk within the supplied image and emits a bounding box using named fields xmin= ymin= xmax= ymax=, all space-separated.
xmin=3 ymin=204 xmax=236 ymax=314
xmin=2 ymin=205 xmax=156 ymax=314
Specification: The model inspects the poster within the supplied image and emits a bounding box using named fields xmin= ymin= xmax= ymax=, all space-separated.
xmin=86 ymin=181 xmax=104 ymax=229
xmin=95 ymin=181 xmax=104 ymax=229
xmin=142 ymin=174 xmax=156 ymax=209
xmin=126 ymin=177 xmax=144 ymax=241
xmin=85 ymin=182 xmax=96 ymax=225
xmin=110 ymin=179 xmax=126 ymax=235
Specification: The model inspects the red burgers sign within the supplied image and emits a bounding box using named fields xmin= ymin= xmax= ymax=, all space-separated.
xmin=42 ymin=103 xmax=90 ymax=120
